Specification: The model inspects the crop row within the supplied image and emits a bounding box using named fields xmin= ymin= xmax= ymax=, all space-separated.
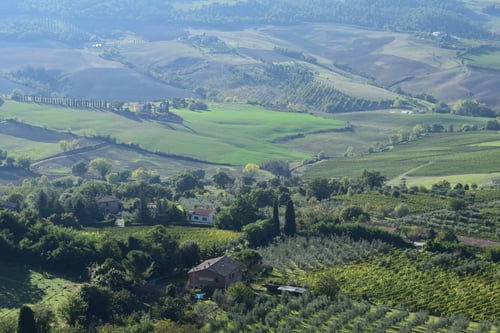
xmin=327 ymin=251 xmax=500 ymax=321
xmin=258 ymin=235 xmax=392 ymax=272
xmin=260 ymin=236 xmax=499 ymax=321
xmin=395 ymin=202 xmax=500 ymax=240
xmin=206 ymin=293 xmax=498 ymax=333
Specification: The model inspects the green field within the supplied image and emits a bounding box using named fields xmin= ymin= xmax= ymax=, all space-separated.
xmin=0 ymin=260 xmax=79 ymax=319
xmin=304 ymin=130 xmax=500 ymax=186
xmin=0 ymin=133 xmax=60 ymax=160
xmin=0 ymin=101 xmax=343 ymax=165
xmin=2 ymin=101 xmax=499 ymax=184
xmin=464 ymin=50 xmax=500 ymax=71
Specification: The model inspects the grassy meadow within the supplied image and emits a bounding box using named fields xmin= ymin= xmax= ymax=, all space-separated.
xmin=463 ymin=49 xmax=500 ymax=71
xmin=304 ymin=112 xmax=500 ymax=186
xmin=0 ymin=133 xmax=60 ymax=160
xmin=0 ymin=260 xmax=79 ymax=319
xmin=2 ymin=101 xmax=500 ymax=186
xmin=0 ymin=101 xmax=343 ymax=165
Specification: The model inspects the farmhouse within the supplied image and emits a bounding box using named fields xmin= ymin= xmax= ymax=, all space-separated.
xmin=96 ymin=195 xmax=123 ymax=215
xmin=187 ymin=255 xmax=243 ymax=289
xmin=187 ymin=208 xmax=215 ymax=223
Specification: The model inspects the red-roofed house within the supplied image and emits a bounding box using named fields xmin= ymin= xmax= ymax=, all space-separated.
xmin=187 ymin=255 xmax=243 ymax=288
xmin=187 ymin=208 xmax=215 ymax=223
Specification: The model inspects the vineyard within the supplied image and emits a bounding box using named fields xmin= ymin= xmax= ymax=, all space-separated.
xmin=325 ymin=251 xmax=500 ymax=321
xmin=93 ymin=225 xmax=242 ymax=252
xmin=335 ymin=192 xmax=450 ymax=215
xmin=258 ymin=236 xmax=500 ymax=322
xmin=392 ymin=202 xmax=500 ymax=241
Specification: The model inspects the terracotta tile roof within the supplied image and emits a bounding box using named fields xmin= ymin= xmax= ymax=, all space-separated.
xmin=188 ymin=255 xmax=242 ymax=276
xmin=191 ymin=208 xmax=214 ymax=216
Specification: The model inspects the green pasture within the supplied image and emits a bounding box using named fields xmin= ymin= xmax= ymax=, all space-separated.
xmin=464 ymin=50 xmax=500 ymax=71
xmin=0 ymin=260 xmax=79 ymax=318
xmin=281 ymin=110 xmax=487 ymax=160
xmin=304 ymin=131 xmax=500 ymax=184
xmin=0 ymin=133 xmax=60 ymax=160
xmin=395 ymin=173 xmax=500 ymax=189
xmin=0 ymin=101 xmax=343 ymax=165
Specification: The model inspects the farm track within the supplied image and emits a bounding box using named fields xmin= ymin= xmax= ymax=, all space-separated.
xmin=30 ymin=142 xmax=110 ymax=168
xmin=388 ymin=161 xmax=435 ymax=185
xmin=30 ymin=138 xmax=232 ymax=173
xmin=458 ymin=236 xmax=500 ymax=249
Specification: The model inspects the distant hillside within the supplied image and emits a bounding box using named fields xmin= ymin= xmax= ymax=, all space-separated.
xmin=0 ymin=1 xmax=491 ymax=40
xmin=0 ymin=1 xmax=499 ymax=110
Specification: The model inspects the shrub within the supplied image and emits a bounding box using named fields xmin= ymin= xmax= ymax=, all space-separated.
xmin=393 ymin=203 xmax=410 ymax=218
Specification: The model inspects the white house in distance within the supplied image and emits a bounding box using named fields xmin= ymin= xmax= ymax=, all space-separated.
xmin=187 ymin=208 xmax=215 ymax=224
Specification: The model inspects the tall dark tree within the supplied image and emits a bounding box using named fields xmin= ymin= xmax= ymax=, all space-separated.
xmin=71 ymin=161 xmax=88 ymax=178
xmin=173 ymin=172 xmax=203 ymax=194
xmin=284 ymin=200 xmax=296 ymax=236
xmin=135 ymin=195 xmax=153 ymax=224
xmin=358 ymin=169 xmax=386 ymax=190
xmin=212 ymin=171 xmax=234 ymax=189
xmin=179 ymin=240 xmax=200 ymax=268
xmin=17 ymin=305 xmax=37 ymax=333
xmin=272 ymin=200 xmax=280 ymax=237
xmin=34 ymin=189 xmax=60 ymax=218
xmin=229 ymin=194 xmax=259 ymax=231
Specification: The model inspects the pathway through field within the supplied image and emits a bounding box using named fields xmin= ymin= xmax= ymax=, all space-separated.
xmin=387 ymin=161 xmax=434 ymax=186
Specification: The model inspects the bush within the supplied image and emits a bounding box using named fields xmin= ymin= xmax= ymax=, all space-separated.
xmin=393 ymin=203 xmax=410 ymax=218
xmin=448 ymin=198 xmax=466 ymax=211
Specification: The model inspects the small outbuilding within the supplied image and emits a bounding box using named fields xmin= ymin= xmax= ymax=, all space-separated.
xmin=278 ymin=285 xmax=307 ymax=295
xmin=187 ymin=255 xmax=243 ymax=289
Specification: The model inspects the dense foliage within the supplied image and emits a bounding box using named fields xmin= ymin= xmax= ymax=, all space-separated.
xmin=1 ymin=166 xmax=500 ymax=331
xmin=0 ymin=0 xmax=490 ymax=44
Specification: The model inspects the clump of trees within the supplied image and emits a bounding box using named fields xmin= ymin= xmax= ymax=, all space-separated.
xmin=452 ymin=99 xmax=496 ymax=118
xmin=0 ymin=148 xmax=31 ymax=170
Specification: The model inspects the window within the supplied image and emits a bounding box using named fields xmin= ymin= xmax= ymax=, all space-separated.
xmin=202 ymin=217 xmax=207 ymax=221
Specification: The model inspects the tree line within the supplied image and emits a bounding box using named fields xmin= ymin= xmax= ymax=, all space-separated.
xmin=0 ymin=0 xmax=491 ymax=44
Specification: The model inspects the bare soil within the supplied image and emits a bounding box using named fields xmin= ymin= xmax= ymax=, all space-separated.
xmin=458 ymin=236 xmax=500 ymax=249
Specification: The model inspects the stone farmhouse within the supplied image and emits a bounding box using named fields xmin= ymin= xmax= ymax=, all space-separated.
xmin=187 ymin=255 xmax=243 ymax=289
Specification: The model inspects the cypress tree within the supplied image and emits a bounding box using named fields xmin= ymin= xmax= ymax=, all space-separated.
xmin=17 ymin=305 xmax=37 ymax=333
xmin=284 ymin=200 xmax=296 ymax=236
xmin=272 ymin=200 xmax=280 ymax=237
